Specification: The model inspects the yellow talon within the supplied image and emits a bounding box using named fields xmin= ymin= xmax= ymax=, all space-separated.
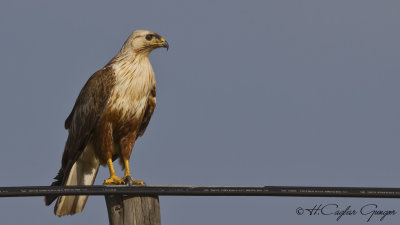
xmin=123 ymin=159 xmax=145 ymax=185
xmin=104 ymin=175 xmax=124 ymax=185
xmin=104 ymin=158 xmax=124 ymax=185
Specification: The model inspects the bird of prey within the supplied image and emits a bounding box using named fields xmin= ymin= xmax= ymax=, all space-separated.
xmin=44 ymin=30 xmax=168 ymax=216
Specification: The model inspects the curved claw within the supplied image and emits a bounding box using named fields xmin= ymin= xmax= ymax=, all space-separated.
xmin=123 ymin=175 xmax=145 ymax=186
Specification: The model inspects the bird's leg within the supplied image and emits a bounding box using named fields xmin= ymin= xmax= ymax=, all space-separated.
xmin=120 ymin=132 xmax=145 ymax=185
xmin=104 ymin=158 xmax=124 ymax=185
xmin=122 ymin=159 xmax=144 ymax=185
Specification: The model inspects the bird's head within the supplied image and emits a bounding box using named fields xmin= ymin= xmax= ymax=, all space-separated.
xmin=125 ymin=30 xmax=169 ymax=55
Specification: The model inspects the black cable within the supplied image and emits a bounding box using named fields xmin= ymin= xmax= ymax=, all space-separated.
xmin=0 ymin=185 xmax=400 ymax=198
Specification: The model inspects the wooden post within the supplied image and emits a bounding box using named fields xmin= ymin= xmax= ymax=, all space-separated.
xmin=105 ymin=195 xmax=161 ymax=225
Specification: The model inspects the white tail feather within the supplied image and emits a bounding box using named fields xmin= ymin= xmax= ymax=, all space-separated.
xmin=55 ymin=144 xmax=100 ymax=216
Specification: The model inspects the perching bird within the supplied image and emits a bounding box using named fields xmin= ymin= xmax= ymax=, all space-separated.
xmin=44 ymin=30 xmax=168 ymax=216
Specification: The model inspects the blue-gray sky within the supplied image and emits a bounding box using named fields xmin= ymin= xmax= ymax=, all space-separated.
xmin=1 ymin=0 xmax=400 ymax=224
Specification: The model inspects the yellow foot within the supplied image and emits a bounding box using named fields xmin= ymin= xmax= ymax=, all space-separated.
xmin=123 ymin=175 xmax=145 ymax=185
xmin=104 ymin=175 xmax=125 ymax=185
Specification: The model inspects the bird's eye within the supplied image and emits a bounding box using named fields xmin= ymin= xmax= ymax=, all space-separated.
xmin=145 ymin=34 xmax=153 ymax=41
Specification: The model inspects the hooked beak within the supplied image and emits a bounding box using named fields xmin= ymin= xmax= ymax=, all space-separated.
xmin=149 ymin=37 xmax=169 ymax=50
xmin=161 ymin=40 xmax=169 ymax=51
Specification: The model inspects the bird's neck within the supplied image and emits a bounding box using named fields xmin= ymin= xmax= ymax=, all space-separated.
xmin=112 ymin=49 xmax=150 ymax=63
xmin=111 ymin=52 xmax=153 ymax=80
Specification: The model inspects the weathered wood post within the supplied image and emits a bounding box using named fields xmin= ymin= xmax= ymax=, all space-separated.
xmin=105 ymin=195 xmax=161 ymax=225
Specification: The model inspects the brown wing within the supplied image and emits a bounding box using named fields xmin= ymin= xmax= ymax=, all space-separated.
xmin=45 ymin=66 xmax=115 ymax=206
xmin=61 ymin=66 xmax=115 ymax=183
xmin=138 ymin=85 xmax=156 ymax=137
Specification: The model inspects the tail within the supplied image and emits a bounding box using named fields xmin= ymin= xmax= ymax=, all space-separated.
xmin=45 ymin=144 xmax=100 ymax=216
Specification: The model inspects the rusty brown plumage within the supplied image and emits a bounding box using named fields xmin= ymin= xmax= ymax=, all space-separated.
xmin=45 ymin=30 xmax=168 ymax=216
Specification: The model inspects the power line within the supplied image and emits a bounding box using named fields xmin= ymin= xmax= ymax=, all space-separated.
xmin=1 ymin=185 xmax=400 ymax=198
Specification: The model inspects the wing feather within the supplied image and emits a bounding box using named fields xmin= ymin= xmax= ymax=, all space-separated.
xmin=45 ymin=67 xmax=114 ymax=206
xmin=61 ymin=66 xmax=115 ymax=182
xmin=138 ymin=85 xmax=156 ymax=137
